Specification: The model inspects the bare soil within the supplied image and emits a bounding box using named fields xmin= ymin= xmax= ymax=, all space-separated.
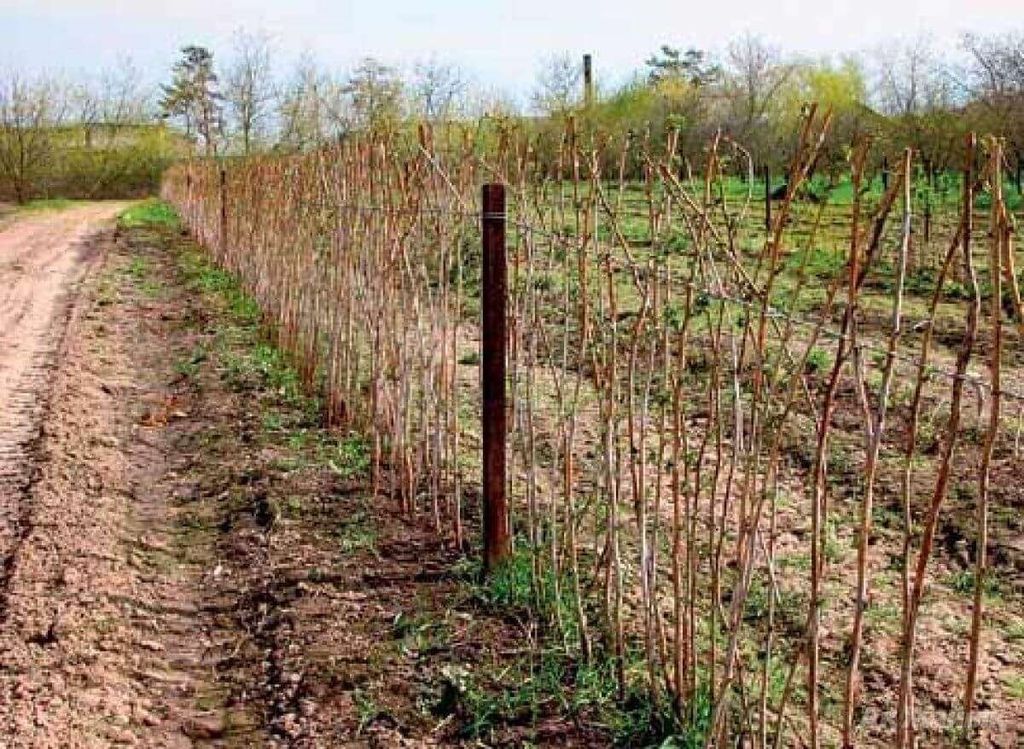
xmin=0 ymin=207 xmax=258 ymax=746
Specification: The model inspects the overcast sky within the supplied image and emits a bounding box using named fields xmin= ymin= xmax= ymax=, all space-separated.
xmin=1 ymin=0 xmax=1021 ymax=97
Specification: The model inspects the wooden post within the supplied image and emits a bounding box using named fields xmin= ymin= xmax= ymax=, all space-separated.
xmin=764 ymin=165 xmax=771 ymax=232
xmin=219 ymin=166 xmax=228 ymax=255
xmin=583 ymin=54 xmax=594 ymax=110
xmin=882 ymin=156 xmax=889 ymax=193
xmin=481 ymin=184 xmax=510 ymax=574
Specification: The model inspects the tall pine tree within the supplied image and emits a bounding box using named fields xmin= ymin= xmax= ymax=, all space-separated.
xmin=160 ymin=46 xmax=222 ymax=156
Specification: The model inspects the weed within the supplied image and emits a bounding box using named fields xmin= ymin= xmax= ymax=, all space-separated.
xmin=126 ymin=256 xmax=149 ymax=280
xmin=1003 ymin=673 xmax=1024 ymax=701
xmin=21 ymin=198 xmax=79 ymax=213
xmin=391 ymin=610 xmax=451 ymax=655
xmin=458 ymin=350 xmax=480 ymax=366
xmin=174 ymin=345 xmax=207 ymax=382
xmin=327 ymin=433 xmax=371 ymax=481
xmin=864 ymin=600 xmax=902 ymax=633
xmin=1005 ymin=618 xmax=1024 ymax=642
xmin=805 ymin=347 xmax=831 ymax=374
xmin=824 ymin=517 xmax=843 ymax=564
xmin=261 ymin=412 xmax=283 ymax=432
xmin=333 ymin=508 xmax=377 ymax=553
xmin=945 ymin=569 xmax=1003 ymax=600
xmin=118 ymin=200 xmax=180 ymax=230
xmin=353 ymin=688 xmax=381 ymax=735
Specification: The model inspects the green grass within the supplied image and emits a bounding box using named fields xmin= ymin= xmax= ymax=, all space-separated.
xmin=945 ymin=569 xmax=1004 ymax=601
xmin=118 ymin=199 xmax=180 ymax=230
xmin=1004 ymin=673 xmax=1024 ymax=701
xmin=333 ymin=509 xmax=377 ymax=553
xmin=20 ymin=198 xmax=81 ymax=212
xmin=326 ymin=432 xmax=371 ymax=481
xmin=445 ymin=643 xmax=701 ymax=746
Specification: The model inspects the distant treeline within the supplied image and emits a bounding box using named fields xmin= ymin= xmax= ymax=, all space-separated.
xmin=0 ymin=123 xmax=184 ymax=203
xmin=2 ymin=30 xmax=1023 ymax=201
xmin=0 ymin=66 xmax=185 ymax=204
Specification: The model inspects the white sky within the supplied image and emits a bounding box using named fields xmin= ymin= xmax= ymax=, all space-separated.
xmin=1 ymin=0 xmax=1021 ymax=97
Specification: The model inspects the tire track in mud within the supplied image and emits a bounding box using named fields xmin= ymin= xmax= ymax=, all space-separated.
xmin=0 ymin=205 xmax=126 ymax=608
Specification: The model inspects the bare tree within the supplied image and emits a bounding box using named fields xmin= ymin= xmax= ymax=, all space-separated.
xmin=411 ymin=57 xmax=467 ymax=122
xmin=0 ymin=72 xmax=67 ymax=203
xmin=531 ymin=52 xmax=582 ymax=116
xmin=871 ymin=35 xmax=956 ymax=116
xmin=224 ymin=29 xmax=275 ymax=155
xmin=962 ymin=32 xmax=1024 ymax=152
xmin=277 ymin=55 xmax=346 ymax=150
xmin=722 ymin=34 xmax=793 ymax=149
xmin=345 ymin=58 xmax=404 ymax=131
xmin=100 ymin=57 xmax=149 ymax=126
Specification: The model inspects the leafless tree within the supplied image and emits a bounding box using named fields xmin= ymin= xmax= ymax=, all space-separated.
xmin=0 ymin=72 xmax=68 ymax=202
xmin=224 ymin=29 xmax=275 ymax=154
xmin=411 ymin=57 xmax=467 ymax=122
xmin=722 ymin=34 xmax=794 ymax=148
xmin=962 ymin=32 xmax=1024 ymax=151
xmin=277 ymin=56 xmax=346 ymax=150
xmin=871 ymin=35 xmax=956 ymax=116
xmin=344 ymin=58 xmax=404 ymax=131
xmin=531 ymin=52 xmax=582 ymax=115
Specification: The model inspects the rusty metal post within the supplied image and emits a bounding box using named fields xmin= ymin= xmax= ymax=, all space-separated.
xmin=219 ymin=166 xmax=228 ymax=255
xmin=481 ymin=183 xmax=509 ymax=573
xmin=764 ymin=165 xmax=771 ymax=232
xmin=583 ymin=54 xmax=594 ymax=110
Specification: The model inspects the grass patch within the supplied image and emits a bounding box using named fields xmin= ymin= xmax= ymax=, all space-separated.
xmin=1003 ymin=673 xmax=1024 ymax=701
xmin=20 ymin=198 xmax=81 ymax=212
xmin=118 ymin=199 xmax=181 ymax=230
xmin=333 ymin=508 xmax=377 ymax=553
xmin=945 ymin=569 xmax=1003 ymax=601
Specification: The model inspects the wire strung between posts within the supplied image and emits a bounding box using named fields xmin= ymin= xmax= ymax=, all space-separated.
xmin=507 ymin=212 xmax=1024 ymax=404
xmin=271 ymin=193 xmax=1024 ymax=405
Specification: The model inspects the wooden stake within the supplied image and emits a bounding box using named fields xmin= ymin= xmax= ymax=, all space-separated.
xmin=482 ymin=183 xmax=510 ymax=574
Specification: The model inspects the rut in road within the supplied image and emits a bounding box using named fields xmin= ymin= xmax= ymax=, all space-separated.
xmin=0 ymin=205 xmax=127 ymax=597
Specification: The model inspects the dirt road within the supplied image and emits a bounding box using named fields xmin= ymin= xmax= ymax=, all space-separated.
xmin=0 ymin=205 xmax=261 ymax=746
xmin=0 ymin=204 xmax=126 ymax=573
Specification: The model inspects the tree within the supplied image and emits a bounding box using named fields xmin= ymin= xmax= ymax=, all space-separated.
xmin=75 ymin=57 xmax=150 ymax=145
xmin=962 ymin=32 xmax=1024 ymax=156
xmin=645 ymin=45 xmax=721 ymax=88
xmin=411 ymin=57 xmax=467 ymax=122
xmin=160 ymin=45 xmax=223 ymax=156
xmin=721 ymin=34 xmax=793 ymax=153
xmin=0 ymin=73 xmax=67 ymax=203
xmin=869 ymin=37 xmax=965 ymax=177
xmin=68 ymin=58 xmax=158 ymax=197
xmin=224 ymin=29 xmax=275 ymax=155
xmin=775 ymin=57 xmax=872 ymax=179
xmin=276 ymin=56 xmax=347 ymax=150
xmin=531 ymin=53 xmax=582 ymax=116
xmin=871 ymin=35 xmax=955 ymax=117
xmin=345 ymin=58 xmax=404 ymax=132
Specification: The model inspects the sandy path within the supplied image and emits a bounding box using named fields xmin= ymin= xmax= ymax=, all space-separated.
xmin=0 ymin=212 xmax=260 ymax=746
xmin=0 ymin=204 xmax=127 ymax=572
